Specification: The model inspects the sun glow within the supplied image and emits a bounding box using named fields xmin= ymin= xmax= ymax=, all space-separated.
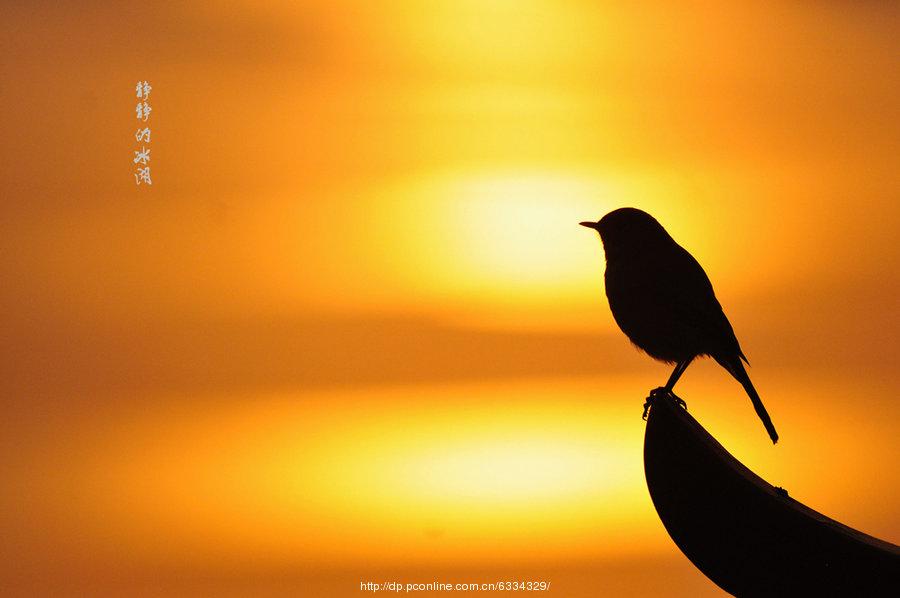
xmin=4 ymin=1 xmax=898 ymax=595
xmin=371 ymin=172 xmax=621 ymax=311
xmin=85 ymin=380 xmax=656 ymax=567
xmin=439 ymin=174 xmax=615 ymax=289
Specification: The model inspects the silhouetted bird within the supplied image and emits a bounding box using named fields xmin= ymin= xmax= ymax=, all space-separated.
xmin=580 ymin=208 xmax=779 ymax=443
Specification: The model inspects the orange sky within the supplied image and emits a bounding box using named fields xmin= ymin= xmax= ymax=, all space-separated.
xmin=1 ymin=2 xmax=898 ymax=596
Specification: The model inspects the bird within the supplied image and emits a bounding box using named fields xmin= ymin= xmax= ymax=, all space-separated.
xmin=580 ymin=207 xmax=779 ymax=443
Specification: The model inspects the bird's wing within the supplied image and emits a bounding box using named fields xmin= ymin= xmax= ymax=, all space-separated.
xmin=652 ymin=244 xmax=745 ymax=358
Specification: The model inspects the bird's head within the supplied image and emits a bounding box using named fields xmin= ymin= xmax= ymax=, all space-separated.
xmin=580 ymin=208 xmax=672 ymax=255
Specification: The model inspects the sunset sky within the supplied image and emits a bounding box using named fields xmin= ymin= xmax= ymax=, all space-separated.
xmin=1 ymin=2 xmax=898 ymax=596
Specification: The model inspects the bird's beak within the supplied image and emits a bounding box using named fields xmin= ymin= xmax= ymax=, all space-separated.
xmin=579 ymin=221 xmax=600 ymax=230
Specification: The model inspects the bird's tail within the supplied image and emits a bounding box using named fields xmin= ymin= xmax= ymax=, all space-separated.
xmin=715 ymin=355 xmax=779 ymax=444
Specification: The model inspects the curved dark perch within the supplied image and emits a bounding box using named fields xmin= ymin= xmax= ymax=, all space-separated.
xmin=644 ymin=392 xmax=900 ymax=596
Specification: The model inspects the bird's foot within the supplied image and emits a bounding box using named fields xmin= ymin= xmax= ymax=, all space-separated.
xmin=643 ymin=387 xmax=687 ymax=420
xmin=642 ymin=387 xmax=667 ymax=419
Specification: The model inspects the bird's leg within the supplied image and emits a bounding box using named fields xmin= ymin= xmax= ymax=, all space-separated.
xmin=666 ymin=359 xmax=692 ymax=410
xmin=643 ymin=359 xmax=693 ymax=418
xmin=665 ymin=358 xmax=693 ymax=392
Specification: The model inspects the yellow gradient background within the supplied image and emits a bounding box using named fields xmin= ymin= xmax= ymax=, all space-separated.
xmin=1 ymin=2 xmax=898 ymax=596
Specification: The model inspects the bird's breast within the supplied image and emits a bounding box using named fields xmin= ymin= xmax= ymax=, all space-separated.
xmin=603 ymin=256 xmax=660 ymax=324
xmin=602 ymin=254 xmax=694 ymax=362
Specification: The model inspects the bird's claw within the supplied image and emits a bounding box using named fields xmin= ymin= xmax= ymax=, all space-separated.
xmin=642 ymin=387 xmax=667 ymax=420
xmin=643 ymin=387 xmax=687 ymax=420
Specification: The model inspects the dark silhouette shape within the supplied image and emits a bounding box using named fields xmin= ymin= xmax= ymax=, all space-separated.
xmin=644 ymin=390 xmax=900 ymax=595
xmin=580 ymin=208 xmax=778 ymax=443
